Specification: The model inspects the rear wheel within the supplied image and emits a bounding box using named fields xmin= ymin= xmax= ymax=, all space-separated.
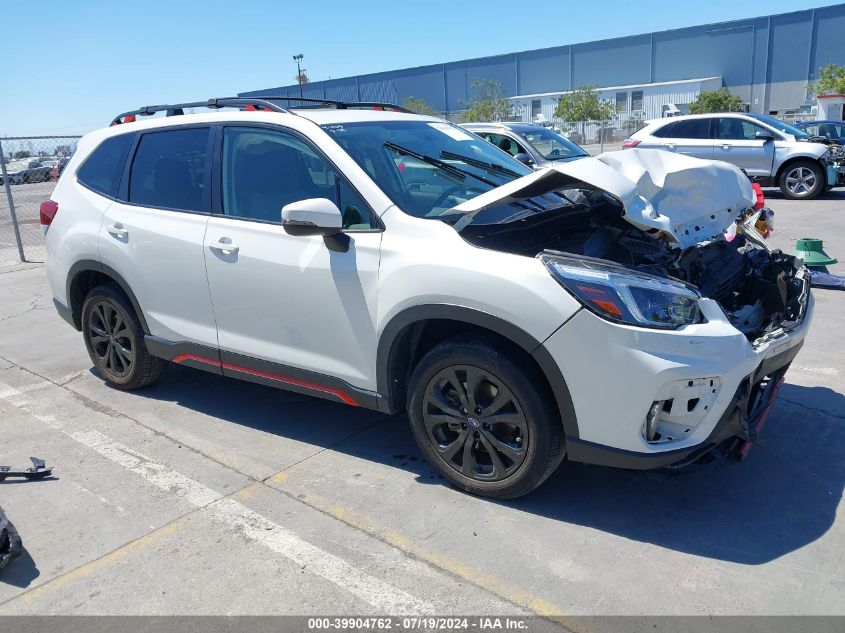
xmin=407 ymin=336 xmax=564 ymax=499
xmin=779 ymin=160 xmax=824 ymax=199
xmin=81 ymin=284 xmax=166 ymax=390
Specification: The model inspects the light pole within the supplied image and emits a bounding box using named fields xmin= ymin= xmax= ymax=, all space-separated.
xmin=293 ymin=54 xmax=304 ymax=98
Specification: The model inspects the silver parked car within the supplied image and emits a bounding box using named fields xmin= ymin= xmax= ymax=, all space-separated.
xmin=626 ymin=113 xmax=838 ymax=199
xmin=461 ymin=122 xmax=589 ymax=168
xmin=0 ymin=159 xmax=52 ymax=185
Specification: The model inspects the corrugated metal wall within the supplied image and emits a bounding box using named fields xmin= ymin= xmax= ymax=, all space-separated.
xmin=241 ymin=4 xmax=845 ymax=116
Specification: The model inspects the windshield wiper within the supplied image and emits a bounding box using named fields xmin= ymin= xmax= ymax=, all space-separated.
xmin=439 ymin=150 xmax=524 ymax=179
xmin=383 ymin=142 xmax=466 ymax=182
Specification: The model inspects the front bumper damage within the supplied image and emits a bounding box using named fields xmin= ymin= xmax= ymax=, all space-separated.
xmin=544 ymin=280 xmax=813 ymax=470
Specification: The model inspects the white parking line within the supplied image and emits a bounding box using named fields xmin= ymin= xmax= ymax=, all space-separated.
xmin=0 ymin=379 xmax=432 ymax=614
xmin=793 ymin=365 xmax=839 ymax=376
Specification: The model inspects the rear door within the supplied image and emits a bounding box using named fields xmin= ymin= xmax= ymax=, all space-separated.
xmin=714 ymin=117 xmax=776 ymax=177
xmin=651 ymin=118 xmax=714 ymax=159
xmin=98 ymin=126 xmax=219 ymax=350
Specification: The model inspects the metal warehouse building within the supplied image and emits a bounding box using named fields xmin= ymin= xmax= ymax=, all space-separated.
xmin=242 ymin=3 xmax=845 ymax=120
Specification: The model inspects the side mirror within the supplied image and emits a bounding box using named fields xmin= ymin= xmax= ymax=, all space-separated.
xmin=514 ymin=152 xmax=534 ymax=166
xmin=281 ymin=198 xmax=343 ymax=236
xmin=755 ymin=131 xmax=774 ymax=142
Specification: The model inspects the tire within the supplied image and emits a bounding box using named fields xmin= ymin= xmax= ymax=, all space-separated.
xmin=407 ymin=335 xmax=564 ymax=499
xmin=81 ymin=284 xmax=167 ymax=390
xmin=779 ymin=160 xmax=825 ymax=200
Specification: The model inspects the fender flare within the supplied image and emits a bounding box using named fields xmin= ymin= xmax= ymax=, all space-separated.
xmin=66 ymin=260 xmax=150 ymax=333
xmin=376 ymin=304 xmax=580 ymax=439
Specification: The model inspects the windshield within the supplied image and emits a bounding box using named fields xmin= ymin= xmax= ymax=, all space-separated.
xmin=322 ymin=120 xmax=539 ymax=219
xmin=513 ymin=126 xmax=589 ymax=161
xmin=746 ymin=114 xmax=811 ymax=139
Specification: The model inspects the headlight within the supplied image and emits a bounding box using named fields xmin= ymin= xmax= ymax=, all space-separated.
xmin=540 ymin=252 xmax=702 ymax=329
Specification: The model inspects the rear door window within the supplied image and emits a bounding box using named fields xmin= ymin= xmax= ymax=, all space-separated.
xmin=669 ymin=118 xmax=711 ymax=139
xmin=128 ymin=127 xmax=211 ymax=212
xmin=77 ymin=133 xmax=134 ymax=197
xmin=653 ymin=119 xmax=711 ymax=139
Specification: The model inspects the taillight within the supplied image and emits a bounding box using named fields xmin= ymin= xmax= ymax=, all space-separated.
xmin=40 ymin=200 xmax=59 ymax=233
xmin=622 ymin=138 xmax=641 ymax=148
xmin=752 ymin=182 xmax=765 ymax=210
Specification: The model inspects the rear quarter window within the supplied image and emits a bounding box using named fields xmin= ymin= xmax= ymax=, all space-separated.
xmin=76 ymin=133 xmax=134 ymax=198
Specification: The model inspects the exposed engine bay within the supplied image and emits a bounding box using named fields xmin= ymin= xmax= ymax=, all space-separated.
xmin=459 ymin=191 xmax=807 ymax=342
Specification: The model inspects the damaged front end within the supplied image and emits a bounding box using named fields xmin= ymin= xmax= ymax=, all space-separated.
xmin=453 ymin=149 xmax=811 ymax=344
xmin=450 ymin=149 xmax=813 ymax=465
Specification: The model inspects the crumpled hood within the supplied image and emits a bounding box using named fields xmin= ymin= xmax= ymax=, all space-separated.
xmin=451 ymin=149 xmax=755 ymax=249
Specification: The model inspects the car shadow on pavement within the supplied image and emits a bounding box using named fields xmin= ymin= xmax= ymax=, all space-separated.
xmin=1 ymin=547 xmax=40 ymax=588
xmin=762 ymin=187 xmax=845 ymax=201
xmin=140 ymin=366 xmax=844 ymax=566
xmin=500 ymin=382 xmax=845 ymax=565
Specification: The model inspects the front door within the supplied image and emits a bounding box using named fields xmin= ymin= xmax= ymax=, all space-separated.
xmin=714 ymin=118 xmax=776 ymax=178
xmin=203 ymin=125 xmax=382 ymax=396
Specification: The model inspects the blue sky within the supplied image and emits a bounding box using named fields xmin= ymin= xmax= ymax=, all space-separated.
xmin=1 ymin=0 xmax=831 ymax=136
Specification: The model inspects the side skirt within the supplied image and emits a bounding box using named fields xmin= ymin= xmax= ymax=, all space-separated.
xmin=144 ymin=336 xmax=385 ymax=411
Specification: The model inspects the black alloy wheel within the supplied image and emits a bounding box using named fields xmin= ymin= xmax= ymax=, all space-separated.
xmin=87 ymin=299 xmax=135 ymax=378
xmin=422 ymin=365 xmax=528 ymax=481
xmin=408 ymin=336 xmax=565 ymax=499
xmin=81 ymin=284 xmax=167 ymax=390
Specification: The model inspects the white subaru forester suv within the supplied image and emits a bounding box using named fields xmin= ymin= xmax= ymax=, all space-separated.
xmin=43 ymin=97 xmax=813 ymax=498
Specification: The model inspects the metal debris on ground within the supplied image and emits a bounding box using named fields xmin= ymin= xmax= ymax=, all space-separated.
xmin=0 ymin=456 xmax=53 ymax=481
xmin=809 ymin=270 xmax=845 ymax=290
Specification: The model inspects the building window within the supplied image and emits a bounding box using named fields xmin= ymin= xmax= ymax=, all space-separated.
xmin=531 ymin=100 xmax=542 ymax=118
xmin=616 ymin=92 xmax=628 ymax=112
xmin=631 ymin=91 xmax=644 ymax=112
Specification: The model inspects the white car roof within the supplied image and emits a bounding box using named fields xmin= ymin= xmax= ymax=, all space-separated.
xmin=644 ymin=112 xmax=753 ymax=126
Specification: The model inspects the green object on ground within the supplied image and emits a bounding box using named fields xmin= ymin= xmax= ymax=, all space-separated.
xmin=795 ymin=238 xmax=838 ymax=267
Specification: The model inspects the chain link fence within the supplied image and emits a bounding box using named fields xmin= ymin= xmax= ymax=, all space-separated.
xmin=527 ymin=112 xmax=644 ymax=155
xmin=0 ymin=136 xmax=81 ymax=266
xmin=441 ymin=111 xmax=644 ymax=155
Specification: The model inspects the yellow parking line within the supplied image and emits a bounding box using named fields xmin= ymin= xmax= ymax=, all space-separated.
xmin=267 ymin=481 xmax=563 ymax=617
xmin=0 ymin=512 xmax=196 ymax=611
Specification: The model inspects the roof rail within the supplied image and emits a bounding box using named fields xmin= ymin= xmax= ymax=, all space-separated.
xmin=110 ymin=96 xmax=415 ymax=126
xmin=110 ymin=97 xmax=291 ymax=126
xmin=241 ymin=96 xmax=414 ymax=113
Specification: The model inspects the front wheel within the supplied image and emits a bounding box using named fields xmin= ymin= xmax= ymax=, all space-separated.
xmin=407 ymin=336 xmax=564 ymax=499
xmin=779 ymin=160 xmax=825 ymax=200
xmin=81 ymin=284 xmax=167 ymax=390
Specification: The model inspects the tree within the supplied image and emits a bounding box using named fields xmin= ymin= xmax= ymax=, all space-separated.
xmin=553 ymin=85 xmax=615 ymax=139
xmin=813 ymin=63 xmax=845 ymax=96
xmin=688 ymin=88 xmax=744 ymax=114
xmin=12 ymin=150 xmax=30 ymax=159
xmin=294 ymin=70 xmax=310 ymax=85
xmin=462 ymin=79 xmax=513 ymax=122
xmin=402 ymin=97 xmax=440 ymax=116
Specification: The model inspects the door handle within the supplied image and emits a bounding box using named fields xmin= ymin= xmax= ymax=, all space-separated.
xmin=209 ymin=239 xmax=239 ymax=254
xmin=720 ymin=143 xmax=731 ymax=150
xmin=107 ymin=223 xmax=128 ymax=239
xmin=664 ymin=143 xmax=677 ymax=150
